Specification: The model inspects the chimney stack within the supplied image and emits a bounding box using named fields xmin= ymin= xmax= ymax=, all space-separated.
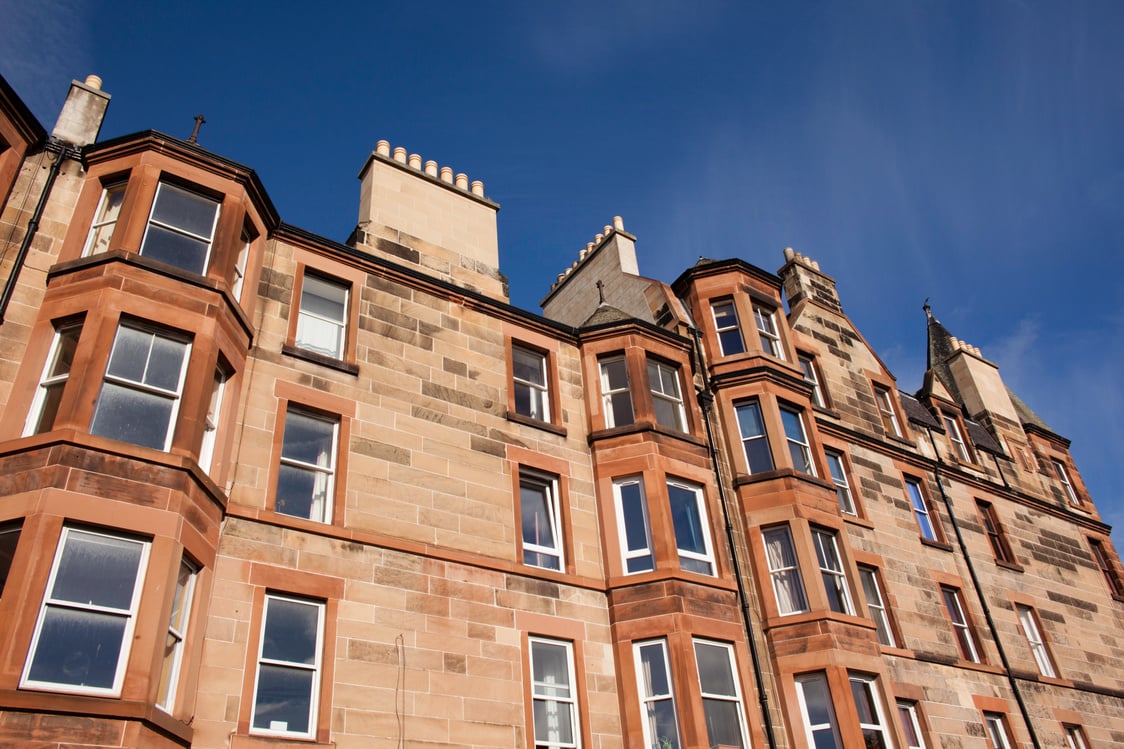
xmin=51 ymin=75 xmax=111 ymax=147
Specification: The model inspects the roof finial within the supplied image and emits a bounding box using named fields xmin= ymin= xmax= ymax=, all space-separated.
xmin=188 ymin=114 xmax=206 ymax=144
xmin=923 ymin=298 xmax=932 ymax=320
xmin=596 ymin=279 xmax=606 ymax=305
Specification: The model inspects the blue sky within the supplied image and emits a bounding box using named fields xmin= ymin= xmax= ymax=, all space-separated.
xmin=4 ymin=1 xmax=1122 ymax=539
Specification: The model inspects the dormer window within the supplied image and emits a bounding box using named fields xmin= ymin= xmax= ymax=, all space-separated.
xmin=140 ymin=182 xmax=220 ymax=275
xmin=942 ymin=413 xmax=972 ymax=462
xmin=873 ymin=385 xmax=902 ymax=438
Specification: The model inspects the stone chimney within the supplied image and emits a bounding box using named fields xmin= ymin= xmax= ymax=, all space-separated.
xmin=540 ymin=217 xmax=655 ymax=326
xmin=778 ymin=247 xmax=842 ymax=313
xmin=51 ymin=75 xmax=110 ymax=147
xmin=350 ymin=140 xmax=505 ymax=300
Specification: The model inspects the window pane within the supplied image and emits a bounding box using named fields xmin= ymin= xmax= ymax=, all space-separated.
xmin=105 ymin=326 xmax=152 ymax=382
xmin=141 ymin=225 xmax=209 ymax=274
xmin=261 ymin=598 xmax=320 ymax=665
xmin=151 ymin=184 xmax=218 ymax=237
xmin=276 ymin=464 xmax=330 ymax=521
xmin=0 ymin=527 xmax=20 ymax=597
xmin=282 ymin=411 xmax=336 ymax=467
xmin=253 ymin=664 xmax=314 ymax=733
xmin=737 ymin=402 xmax=775 ymax=473
xmin=694 ymin=642 xmax=735 ymax=695
xmin=147 ymin=335 xmax=190 ymax=391
xmin=702 ymin=699 xmax=744 ymax=747
xmin=301 ymin=276 xmax=347 ymax=321
xmin=28 ymin=607 xmax=128 ymax=689
xmin=90 ymin=384 xmax=176 ymax=449
xmin=533 ymin=701 xmax=575 ymax=745
xmin=51 ymin=531 xmax=144 ymax=610
xmin=668 ymin=483 xmax=708 ymax=567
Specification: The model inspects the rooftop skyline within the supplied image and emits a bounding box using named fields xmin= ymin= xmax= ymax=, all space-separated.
xmin=4 ymin=0 xmax=1121 ymax=538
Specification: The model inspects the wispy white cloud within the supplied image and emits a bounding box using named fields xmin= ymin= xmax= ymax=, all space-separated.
xmin=0 ymin=0 xmax=95 ymax=122
xmin=520 ymin=0 xmax=730 ymax=73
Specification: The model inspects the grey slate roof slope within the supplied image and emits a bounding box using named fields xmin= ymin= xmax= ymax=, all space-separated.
xmin=900 ymin=391 xmax=940 ymax=429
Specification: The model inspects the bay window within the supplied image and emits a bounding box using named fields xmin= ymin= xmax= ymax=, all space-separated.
xmin=763 ymin=526 xmax=808 ymax=615
xmin=90 ymin=323 xmax=191 ymax=451
xmin=140 ymin=182 xmax=220 ymax=275
xmin=22 ymin=528 xmax=149 ymax=695
xmin=666 ymin=480 xmax=714 ymax=575
xmin=693 ymin=640 xmax=749 ymax=749
xmin=634 ymin=640 xmax=681 ymax=749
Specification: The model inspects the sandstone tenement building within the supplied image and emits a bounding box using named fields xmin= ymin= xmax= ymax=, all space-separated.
xmin=0 ymin=73 xmax=1120 ymax=749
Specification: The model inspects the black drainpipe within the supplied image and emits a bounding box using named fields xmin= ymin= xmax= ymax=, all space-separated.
xmin=690 ymin=326 xmax=779 ymax=749
xmin=925 ymin=429 xmax=1042 ymax=749
xmin=0 ymin=138 xmax=76 ymax=325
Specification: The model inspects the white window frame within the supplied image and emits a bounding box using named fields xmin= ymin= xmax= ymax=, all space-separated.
xmin=647 ymin=359 xmax=687 ymax=431
xmin=753 ymin=304 xmax=783 ymax=359
xmin=780 ymin=405 xmax=816 ymax=475
xmin=849 ymin=673 xmax=893 ymax=749
xmin=692 ymin=639 xmax=750 ymax=749
xmin=599 ymin=356 xmax=634 ymax=428
xmin=905 ymin=478 xmax=939 ymax=542
xmin=250 ymin=593 xmax=325 ymax=738
xmin=1016 ymin=604 xmax=1056 ymax=678
xmin=23 ymin=323 xmax=82 ymax=436
xmin=858 ymin=565 xmax=896 ymax=648
xmin=983 ymin=712 xmax=1013 ymax=749
xmin=21 ymin=527 xmax=150 ymax=696
xmin=512 ymin=344 xmax=551 ymax=422
xmin=528 ymin=637 xmax=581 ymax=749
xmin=90 ymin=323 xmax=191 ymax=452
xmin=199 ymin=362 xmax=230 ymax=472
xmin=1051 ymin=460 xmax=1079 ymax=505
xmin=874 ymin=385 xmax=902 ymax=437
xmin=634 ymin=639 xmax=681 ymax=749
xmin=763 ymin=526 xmax=808 ymax=615
xmin=897 ymin=700 xmax=927 ymax=749
xmin=157 ymin=557 xmax=198 ymax=712
xmin=666 ymin=479 xmax=715 ymax=576
xmin=712 ymin=300 xmax=745 ymax=356
xmin=232 ymin=226 xmax=251 ymax=301
xmin=736 ymin=400 xmax=775 ymax=474
xmin=799 ymin=353 xmax=825 ymax=407
xmin=295 ymin=273 xmax=349 ymax=359
xmin=139 ymin=181 xmax=220 ymax=275
xmin=825 ymin=450 xmax=856 ymax=514
xmin=521 ymin=469 xmax=564 ymax=572
xmin=613 ymin=477 xmax=653 ymax=574
xmin=82 ymin=181 xmax=127 ymax=256
xmin=943 ymin=413 xmax=972 ymax=462
xmin=941 ymin=586 xmax=980 ymax=663
xmin=276 ymin=407 xmax=339 ymax=524
xmin=795 ymin=672 xmax=841 ymax=749
xmin=812 ymin=528 xmax=854 ymax=615
xmin=1063 ymin=724 xmax=1090 ymax=749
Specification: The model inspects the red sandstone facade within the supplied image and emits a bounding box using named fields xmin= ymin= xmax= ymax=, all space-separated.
xmin=0 ymin=74 xmax=1120 ymax=749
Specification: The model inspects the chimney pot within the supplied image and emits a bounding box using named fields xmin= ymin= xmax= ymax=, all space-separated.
xmin=784 ymin=247 xmax=795 ymax=261
xmin=440 ymin=166 xmax=454 ymax=183
xmin=393 ymin=147 xmax=407 ymax=163
xmin=376 ymin=140 xmax=391 ymax=156
xmin=455 ymin=173 xmax=469 ymax=189
xmin=408 ymin=153 xmax=422 ymax=169
xmin=613 ymin=215 xmax=624 ymax=231
xmin=84 ymin=74 xmax=103 ymax=90
xmin=424 ymin=160 xmax=438 ymax=176
xmin=471 ymin=180 xmax=484 ymax=196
